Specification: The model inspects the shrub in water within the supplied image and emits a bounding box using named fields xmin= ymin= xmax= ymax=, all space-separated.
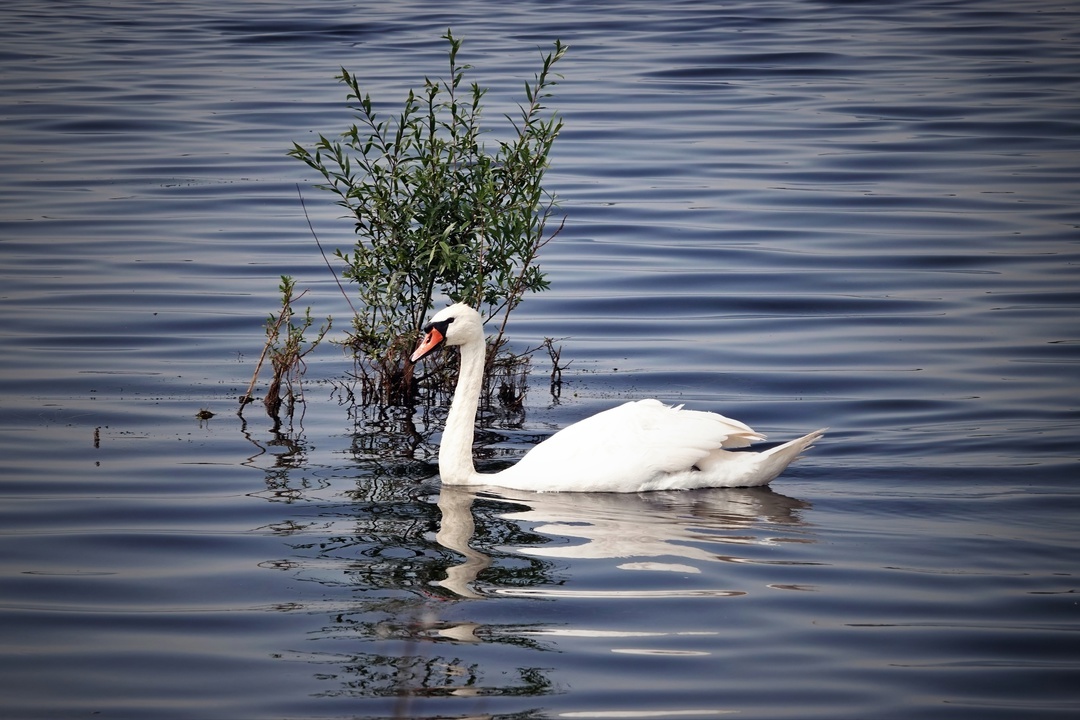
xmin=240 ymin=275 xmax=331 ymax=427
xmin=290 ymin=30 xmax=566 ymax=404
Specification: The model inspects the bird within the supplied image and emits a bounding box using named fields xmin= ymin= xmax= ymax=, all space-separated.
xmin=410 ymin=303 xmax=826 ymax=493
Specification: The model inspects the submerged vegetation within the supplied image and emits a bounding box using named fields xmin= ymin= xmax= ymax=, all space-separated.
xmin=287 ymin=30 xmax=567 ymax=407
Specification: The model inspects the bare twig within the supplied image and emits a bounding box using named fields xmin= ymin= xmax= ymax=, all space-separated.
xmin=296 ymin=184 xmax=357 ymax=317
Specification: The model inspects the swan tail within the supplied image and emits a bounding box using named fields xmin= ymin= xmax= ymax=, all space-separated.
xmin=751 ymin=427 xmax=828 ymax=486
xmin=683 ymin=427 xmax=826 ymax=489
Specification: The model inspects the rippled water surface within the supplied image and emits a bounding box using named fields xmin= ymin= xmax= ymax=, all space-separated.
xmin=1 ymin=1 xmax=1078 ymax=718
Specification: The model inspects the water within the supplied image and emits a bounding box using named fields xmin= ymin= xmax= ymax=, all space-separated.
xmin=1 ymin=0 xmax=1078 ymax=717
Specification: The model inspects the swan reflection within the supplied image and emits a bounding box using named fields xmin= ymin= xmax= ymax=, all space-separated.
xmin=434 ymin=486 xmax=491 ymax=599
xmin=435 ymin=485 xmax=813 ymax=598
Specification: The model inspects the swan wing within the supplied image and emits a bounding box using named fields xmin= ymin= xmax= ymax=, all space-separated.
xmin=501 ymin=399 xmax=765 ymax=492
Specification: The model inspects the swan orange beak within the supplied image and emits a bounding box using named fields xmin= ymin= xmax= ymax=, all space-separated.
xmin=410 ymin=326 xmax=445 ymax=363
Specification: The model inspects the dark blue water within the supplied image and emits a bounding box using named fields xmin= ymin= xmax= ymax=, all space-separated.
xmin=1 ymin=1 xmax=1078 ymax=718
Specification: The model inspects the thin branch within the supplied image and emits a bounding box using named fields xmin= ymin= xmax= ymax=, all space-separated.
xmin=296 ymin=184 xmax=357 ymax=317
xmin=239 ymin=304 xmax=289 ymax=412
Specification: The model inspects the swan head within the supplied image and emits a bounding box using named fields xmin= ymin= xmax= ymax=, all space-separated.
xmin=410 ymin=303 xmax=485 ymax=363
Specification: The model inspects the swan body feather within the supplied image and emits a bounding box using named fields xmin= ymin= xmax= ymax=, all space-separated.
xmin=412 ymin=304 xmax=825 ymax=493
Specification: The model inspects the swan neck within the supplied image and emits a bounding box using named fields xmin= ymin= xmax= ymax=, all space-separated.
xmin=440 ymin=337 xmax=486 ymax=484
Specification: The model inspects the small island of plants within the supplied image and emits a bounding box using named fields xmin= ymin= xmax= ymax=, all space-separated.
xmin=243 ymin=30 xmax=568 ymax=422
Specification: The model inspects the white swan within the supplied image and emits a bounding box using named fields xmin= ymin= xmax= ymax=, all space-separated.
xmin=411 ymin=304 xmax=826 ymax=493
